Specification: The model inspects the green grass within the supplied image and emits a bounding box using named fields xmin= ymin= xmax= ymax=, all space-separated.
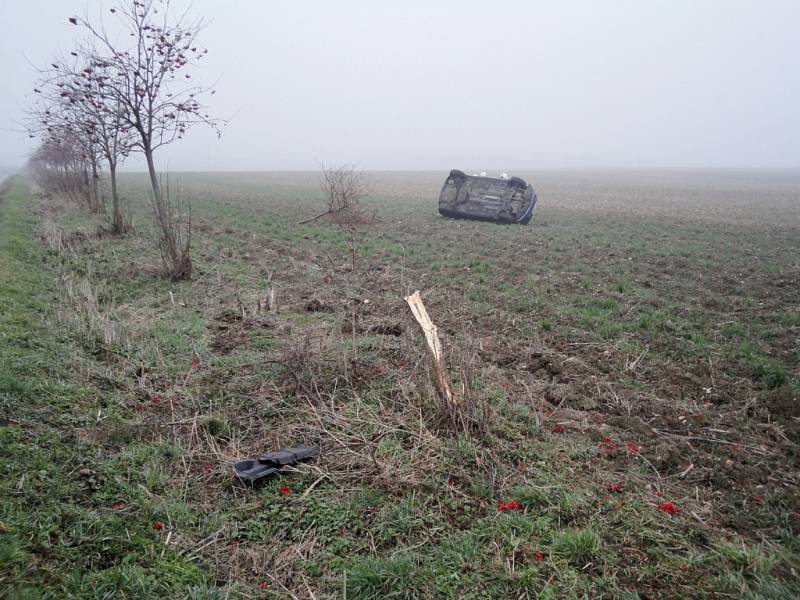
xmin=0 ymin=178 xmax=211 ymax=598
xmin=739 ymin=342 xmax=791 ymax=389
xmin=552 ymin=528 xmax=601 ymax=565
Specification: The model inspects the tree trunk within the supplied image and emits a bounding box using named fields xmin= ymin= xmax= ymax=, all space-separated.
xmin=145 ymin=148 xmax=171 ymax=251
xmin=82 ymin=166 xmax=91 ymax=208
xmin=144 ymin=148 xmax=163 ymax=208
xmin=109 ymin=161 xmax=123 ymax=234
xmin=91 ymin=157 xmax=101 ymax=213
xmin=144 ymin=145 xmax=190 ymax=279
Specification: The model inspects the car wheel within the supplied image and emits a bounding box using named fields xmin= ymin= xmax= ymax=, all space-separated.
xmin=507 ymin=176 xmax=526 ymax=189
xmin=516 ymin=192 xmax=537 ymax=225
xmin=496 ymin=210 xmax=513 ymax=225
xmin=448 ymin=169 xmax=467 ymax=182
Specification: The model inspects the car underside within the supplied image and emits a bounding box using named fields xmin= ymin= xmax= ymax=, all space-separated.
xmin=437 ymin=170 xmax=538 ymax=225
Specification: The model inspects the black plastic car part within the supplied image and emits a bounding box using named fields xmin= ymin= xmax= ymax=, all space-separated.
xmin=234 ymin=445 xmax=320 ymax=483
xmin=438 ymin=170 xmax=538 ymax=225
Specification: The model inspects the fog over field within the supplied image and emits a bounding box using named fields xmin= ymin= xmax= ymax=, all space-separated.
xmin=2 ymin=0 xmax=800 ymax=171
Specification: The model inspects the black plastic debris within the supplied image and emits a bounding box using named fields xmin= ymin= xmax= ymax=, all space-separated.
xmin=234 ymin=445 xmax=320 ymax=483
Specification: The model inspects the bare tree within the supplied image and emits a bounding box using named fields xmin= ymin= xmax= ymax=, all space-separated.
xmin=27 ymin=128 xmax=97 ymax=209
xmin=70 ymin=0 xmax=220 ymax=278
xmin=30 ymin=50 xmax=135 ymax=231
xmin=67 ymin=50 xmax=135 ymax=234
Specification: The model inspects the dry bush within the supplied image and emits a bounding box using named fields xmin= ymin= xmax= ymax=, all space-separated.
xmin=273 ymin=332 xmax=494 ymax=487
xmin=322 ymin=163 xmax=369 ymax=217
xmin=151 ymin=180 xmax=192 ymax=281
xmin=41 ymin=217 xmax=70 ymax=254
xmin=271 ymin=335 xmax=445 ymax=490
xmin=302 ymin=164 xmax=377 ymax=365
xmin=299 ymin=164 xmax=371 ymax=226
xmin=439 ymin=343 xmax=493 ymax=436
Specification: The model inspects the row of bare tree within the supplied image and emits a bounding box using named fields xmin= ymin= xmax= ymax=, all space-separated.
xmin=27 ymin=0 xmax=218 ymax=280
xmin=28 ymin=134 xmax=105 ymax=214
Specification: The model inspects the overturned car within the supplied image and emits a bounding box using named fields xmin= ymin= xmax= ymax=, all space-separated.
xmin=438 ymin=170 xmax=538 ymax=225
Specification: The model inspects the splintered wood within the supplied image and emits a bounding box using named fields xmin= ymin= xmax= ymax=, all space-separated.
xmin=404 ymin=290 xmax=457 ymax=405
xmin=257 ymin=286 xmax=278 ymax=314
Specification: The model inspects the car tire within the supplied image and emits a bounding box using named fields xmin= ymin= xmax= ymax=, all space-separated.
xmin=507 ymin=176 xmax=526 ymax=189
xmin=449 ymin=169 xmax=467 ymax=182
xmin=516 ymin=192 xmax=537 ymax=225
xmin=496 ymin=210 xmax=513 ymax=225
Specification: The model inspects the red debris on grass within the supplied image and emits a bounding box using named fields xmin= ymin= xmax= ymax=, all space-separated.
xmin=517 ymin=460 xmax=528 ymax=470
xmin=752 ymin=495 xmax=765 ymax=505
xmin=549 ymin=424 xmax=567 ymax=434
xmin=6 ymin=418 xmax=19 ymax=425
xmin=152 ymin=521 xmax=164 ymax=530
xmin=533 ymin=550 xmax=545 ymax=561
xmin=335 ymin=402 xmax=347 ymax=410
xmin=151 ymin=395 xmax=162 ymax=405
xmin=657 ymin=501 xmax=680 ymax=515
xmin=626 ymin=441 xmax=641 ymax=454
xmin=497 ymin=499 xmax=522 ymax=512
xmin=279 ymin=485 xmax=291 ymax=496
xmin=258 ymin=581 xmax=269 ymax=590
xmin=134 ymin=404 xmax=146 ymax=412
xmin=111 ymin=502 xmax=125 ymax=510
xmin=604 ymin=482 xmax=625 ymax=493
xmin=599 ymin=436 xmax=619 ymax=456
xmin=190 ymin=358 xmax=201 ymax=367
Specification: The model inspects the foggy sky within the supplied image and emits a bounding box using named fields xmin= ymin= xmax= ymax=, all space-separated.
xmin=1 ymin=0 xmax=799 ymax=171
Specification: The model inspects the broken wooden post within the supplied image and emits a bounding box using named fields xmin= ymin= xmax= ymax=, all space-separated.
xmin=267 ymin=286 xmax=278 ymax=314
xmin=257 ymin=286 xmax=278 ymax=314
xmin=404 ymin=290 xmax=457 ymax=405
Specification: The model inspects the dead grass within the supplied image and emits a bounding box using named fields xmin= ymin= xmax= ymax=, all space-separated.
xmin=58 ymin=272 xmax=129 ymax=350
